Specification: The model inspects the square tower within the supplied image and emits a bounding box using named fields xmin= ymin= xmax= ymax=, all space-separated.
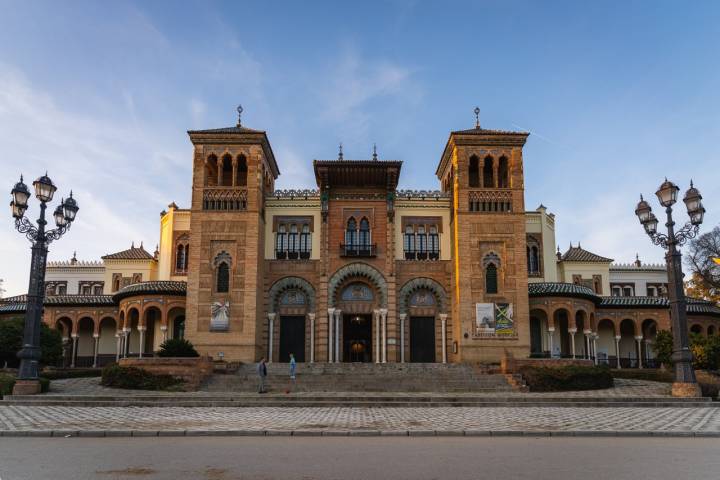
xmin=185 ymin=122 xmax=279 ymax=361
xmin=436 ymin=122 xmax=530 ymax=362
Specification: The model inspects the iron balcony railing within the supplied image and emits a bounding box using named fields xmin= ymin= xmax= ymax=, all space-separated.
xmin=275 ymin=249 xmax=311 ymax=260
xmin=404 ymin=249 xmax=440 ymax=260
xmin=340 ymin=244 xmax=376 ymax=257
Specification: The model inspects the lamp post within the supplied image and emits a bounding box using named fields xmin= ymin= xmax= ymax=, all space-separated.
xmin=634 ymin=179 xmax=704 ymax=397
xmin=10 ymin=173 xmax=78 ymax=394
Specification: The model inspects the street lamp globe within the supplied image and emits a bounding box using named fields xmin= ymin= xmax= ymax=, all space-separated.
xmin=655 ymin=178 xmax=679 ymax=207
xmin=10 ymin=201 xmax=25 ymax=219
xmin=634 ymin=195 xmax=652 ymax=223
xmin=32 ymin=174 xmax=57 ymax=203
xmin=62 ymin=192 xmax=79 ymax=222
xmin=643 ymin=212 xmax=658 ymax=235
xmin=53 ymin=202 xmax=68 ymax=227
xmin=683 ymin=181 xmax=702 ymax=212
xmin=11 ymin=175 xmax=30 ymax=208
xmin=689 ymin=205 xmax=705 ymax=226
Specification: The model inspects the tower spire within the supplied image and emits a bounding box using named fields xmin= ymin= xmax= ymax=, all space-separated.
xmin=474 ymin=106 xmax=480 ymax=129
xmin=372 ymin=143 xmax=378 ymax=161
xmin=236 ymin=104 xmax=243 ymax=127
xmin=338 ymin=142 xmax=344 ymax=161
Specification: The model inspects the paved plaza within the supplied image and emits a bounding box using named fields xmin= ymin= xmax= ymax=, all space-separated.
xmin=1 ymin=404 xmax=719 ymax=437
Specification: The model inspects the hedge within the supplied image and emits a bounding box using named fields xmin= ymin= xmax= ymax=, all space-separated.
xmin=519 ymin=365 xmax=614 ymax=392
xmin=41 ymin=368 xmax=102 ymax=380
xmin=101 ymin=364 xmax=184 ymax=391
xmin=611 ymin=369 xmax=674 ymax=383
xmin=0 ymin=373 xmax=50 ymax=396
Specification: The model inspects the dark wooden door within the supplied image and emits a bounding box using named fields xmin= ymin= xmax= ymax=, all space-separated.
xmin=410 ymin=316 xmax=436 ymax=363
xmin=279 ymin=316 xmax=305 ymax=362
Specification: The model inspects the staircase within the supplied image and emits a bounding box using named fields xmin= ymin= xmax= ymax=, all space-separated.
xmin=204 ymin=363 xmax=513 ymax=393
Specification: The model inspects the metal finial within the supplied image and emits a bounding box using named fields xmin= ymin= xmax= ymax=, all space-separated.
xmin=640 ymin=194 xmax=644 ymax=201
xmin=236 ymin=105 xmax=243 ymax=127
xmin=690 ymin=179 xmax=694 ymax=188
xmin=19 ymin=174 xmax=23 ymax=182
xmin=474 ymin=107 xmax=480 ymax=129
xmin=338 ymin=143 xmax=344 ymax=161
xmin=131 ymin=241 xmax=135 ymax=248
xmin=372 ymin=143 xmax=378 ymax=161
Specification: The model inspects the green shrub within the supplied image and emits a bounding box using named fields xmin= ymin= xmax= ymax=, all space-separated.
xmin=157 ymin=338 xmax=199 ymax=358
xmin=101 ymin=364 xmax=183 ymax=391
xmin=0 ymin=373 xmax=15 ymax=396
xmin=40 ymin=368 xmax=102 ymax=380
xmin=653 ymin=330 xmax=674 ymax=368
xmin=611 ymin=368 xmax=674 ymax=383
xmin=0 ymin=318 xmax=63 ymax=368
xmin=519 ymin=365 xmax=614 ymax=392
xmin=39 ymin=377 xmax=50 ymax=393
xmin=700 ymin=382 xmax=719 ymax=399
xmin=689 ymin=334 xmax=720 ymax=370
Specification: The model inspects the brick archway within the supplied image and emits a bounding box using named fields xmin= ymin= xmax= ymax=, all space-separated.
xmin=328 ymin=262 xmax=387 ymax=308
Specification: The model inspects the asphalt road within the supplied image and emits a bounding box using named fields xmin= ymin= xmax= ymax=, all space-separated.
xmin=1 ymin=437 xmax=719 ymax=479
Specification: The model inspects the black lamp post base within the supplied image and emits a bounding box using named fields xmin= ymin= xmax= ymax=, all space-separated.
xmin=671 ymin=382 xmax=702 ymax=398
xmin=12 ymin=379 xmax=41 ymax=395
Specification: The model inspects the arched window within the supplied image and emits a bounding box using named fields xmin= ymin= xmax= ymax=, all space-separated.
xmin=483 ymin=252 xmax=501 ymax=294
xmin=404 ymin=225 xmax=415 ymax=259
xmin=276 ymin=224 xmax=287 ymax=259
xmin=288 ymin=224 xmax=299 ymax=259
xmin=417 ymin=225 xmax=427 ymax=259
xmin=469 ymin=155 xmax=480 ymax=188
xmin=529 ymin=246 xmax=539 ymax=274
xmin=429 ymin=226 xmax=439 ymax=259
xmin=300 ymin=224 xmax=311 ymax=259
xmin=176 ymin=244 xmax=185 ymax=272
xmin=359 ymin=218 xmax=370 ymax=248
xmin=216 ymin=263 xmax=229 ymax=293
xmin=498 ymin=156 xmax=509 ymax=188
xmin=221 ymin=154 xmax=233 ymax=186
xmin=214 ymin=251 xmax=232 ymax=293
xmin=346 ymin=218 xmax=357 ymax=246
xmin=205 ymin=154 xmax=218 ymax=186
xmin=483 ymin=156 xmax=494 ymax=188
xmin=485 ymin=264 xmax=498 ymax=294
xmin=236 ymin=154 xmax=247 ymax=186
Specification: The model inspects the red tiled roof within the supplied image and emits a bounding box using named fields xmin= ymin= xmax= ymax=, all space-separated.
xmin=561 ymin=246 xmax=613 ymax=263
xmin=101 ymin=245 xmax=154 ymax=260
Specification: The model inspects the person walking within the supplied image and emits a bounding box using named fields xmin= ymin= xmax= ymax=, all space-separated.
xmin=257 ymin=357 xmax=268 ymax=393
xmin=289 ymin=353 xmax=297 ymax=381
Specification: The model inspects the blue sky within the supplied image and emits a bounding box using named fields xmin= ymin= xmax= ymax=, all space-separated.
xmin=1 ymin=0 xmax=719 ymax=296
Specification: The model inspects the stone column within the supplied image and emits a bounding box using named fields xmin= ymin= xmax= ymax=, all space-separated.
xmin=568 ymin=327 xmax=577 ymax=359
xmin=635 ymin=336 xmax=644 ymax=369
xmin=231 ymin=158 xmax=238 ymax=187
xmin=334 ymin=310 xmax=341 ymax=363
xmin=308 ymin=313 xmax=316 ymax=363
xmin=138 ymin=325 xmax=146 ymax=359
xmin=615 ymin=335 xmax=622 ymax=369
xmin=584 ymin=329 xmax=591 ymax=359
xmin=216 ymin=156 xmax=223 ymax=185
xmin=373 ymin=310 xmax=380 ymax=363
xmin=380 ymin=308 xmax=388 ymax=363
xmin=439 ymin=313 xmax=448 ymax=364
xmin=267 ymin=313 xmax=276 ymax=363
xmin=327 ymin=308 xmax=335 ymax=363
xmin=70 ymin=333 xmax=78 ymax=368
xmin=160 ymin=324 xmax=168 ymax=343
xmin=592 ymin=334 xmax=599 ymax=366
xmin=92 ymin=333 xmax=100 ymax=368
xmin=547 ymin=327 xmax=555 ymax=357
xmin=115 ymin=333 xmax=121 ymax=362
xmin=399 ymin=313 xmax=407 ymax=363
xmin=123 ymin=328 xmax=130 ymax=358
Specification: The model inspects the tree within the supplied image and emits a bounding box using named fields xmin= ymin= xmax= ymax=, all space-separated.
xmin=0 ymin=318 xmax=63 ymax=368
xmin=157 ymin=338 xmax=199 ymax=358
xmin=653 ymin=330 xmax=674 ymax=368
xmin=686 ymin=226 xmax=720 ymax=302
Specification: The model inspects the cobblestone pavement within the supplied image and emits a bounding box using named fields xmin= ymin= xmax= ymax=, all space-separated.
xmin=46 ymin=377 xmax=671 ymax=397
xmin=1 ymin=405 xmax=719 ymax=434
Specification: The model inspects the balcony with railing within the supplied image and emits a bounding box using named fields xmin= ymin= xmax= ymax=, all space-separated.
xmin=404 ymin=249 xmax=440 ymax=261
xmin=275 ymin=249 xmax=311 ymax=260
xmin=202 ymin=188 xmax=248 ymax=211
xmin=340 ymin=243 xmax=376 ymax=257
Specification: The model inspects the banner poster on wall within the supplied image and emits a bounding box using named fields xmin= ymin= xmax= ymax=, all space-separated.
xmin=495 ymin=303 xmax=514 ymax=336
xmin=475 ymin=303 xmax=496 ymax=333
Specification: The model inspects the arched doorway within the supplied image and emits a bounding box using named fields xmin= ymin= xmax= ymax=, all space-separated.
xmin=268 ymin=277 xmax=316 ymax=363
xmin=125 ymin=308 xmax=140 ymax=357
xmin=328 ymin=263 xmax=387 ymax=363
xmin=143 ymin=306 xmax=161 ymax=355
xmin=641 ymin=319 xmax=659 ymax=368
xmin=553 ymin=309 xmax=571 ymax=358
xmin=529 ymin=309 xmax=548 ymax=357
xmin=97 ymin=317 xmax=117 ymax=367
xmin=596 ymin=319 xmax=616 ymax=366
xmin=168 ymin=307 xmax=186 ymax=341
xmin=398 ymin=278 xmax=448 ymax=363
xmin=619 ymin=319 xmax=637 ymax=368
xmin=75 ymin=317 xmax=95 ymax=367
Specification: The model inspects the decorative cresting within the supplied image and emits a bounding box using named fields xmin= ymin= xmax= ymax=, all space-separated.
xmin=482 ymin=252 xmax=501 ymax=268
xmin=268 ymin=276 xmax=316 ymax=313
xmin=398 ymin=277 xmax=447 ymax=314
xmin=328 ymin=262 xmax=388 ymax=308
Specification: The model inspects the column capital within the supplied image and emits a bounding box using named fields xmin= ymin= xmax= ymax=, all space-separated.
xmin=372 ymin=308 xmax=380 ymax=315
xmin=267 ymin=313 xmax=276 ymax=320
xmin=583 ymin=329 xmax=592 ymax=335
xmin=439 ymin=313 xmax=448 ymax=321
xmin=547 ymin=327 xmax=555 ymax=332
xmin=634 ymin=335 xmax=643 ymax=341
xmin=159 ymin=325 xmax=168 ymax=331
xmin=307 ymin=313 xmax=316 ymax=319
xmin=137 ymin=325 xmax=147 ymax=331
xmin=93 ymin=333 xmax=100 ymax=338
xmin=615 ymin=335 xmax=622 ymax=341
xmin=399 ymin=313 xmax=407 ymax=320
xmin=71 ymin=333 xmax=79 ymax=338
xmin=327 ymin=308 xmax=335 ymax=316
xmin=379 ymin=308 xmax=388 ymax=315
xmin=568 ymin=327 xmax=577 ymax=334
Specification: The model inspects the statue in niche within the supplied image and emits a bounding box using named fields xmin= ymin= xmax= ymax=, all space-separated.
xmin=210 ymin=300 xmax=230 ymax=331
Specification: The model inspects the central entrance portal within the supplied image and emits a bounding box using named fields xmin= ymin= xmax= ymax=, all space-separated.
xmin=279 ymin=315 xmax=305 ymax=362
xmin=410 ymin=316 xmax=436 ymax=363
xmin=343 ymin=314 xmax=372 ymax=362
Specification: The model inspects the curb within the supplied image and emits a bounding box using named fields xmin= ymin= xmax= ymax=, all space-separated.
xmin=0 ymin=429 xmax=718 ymax=438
